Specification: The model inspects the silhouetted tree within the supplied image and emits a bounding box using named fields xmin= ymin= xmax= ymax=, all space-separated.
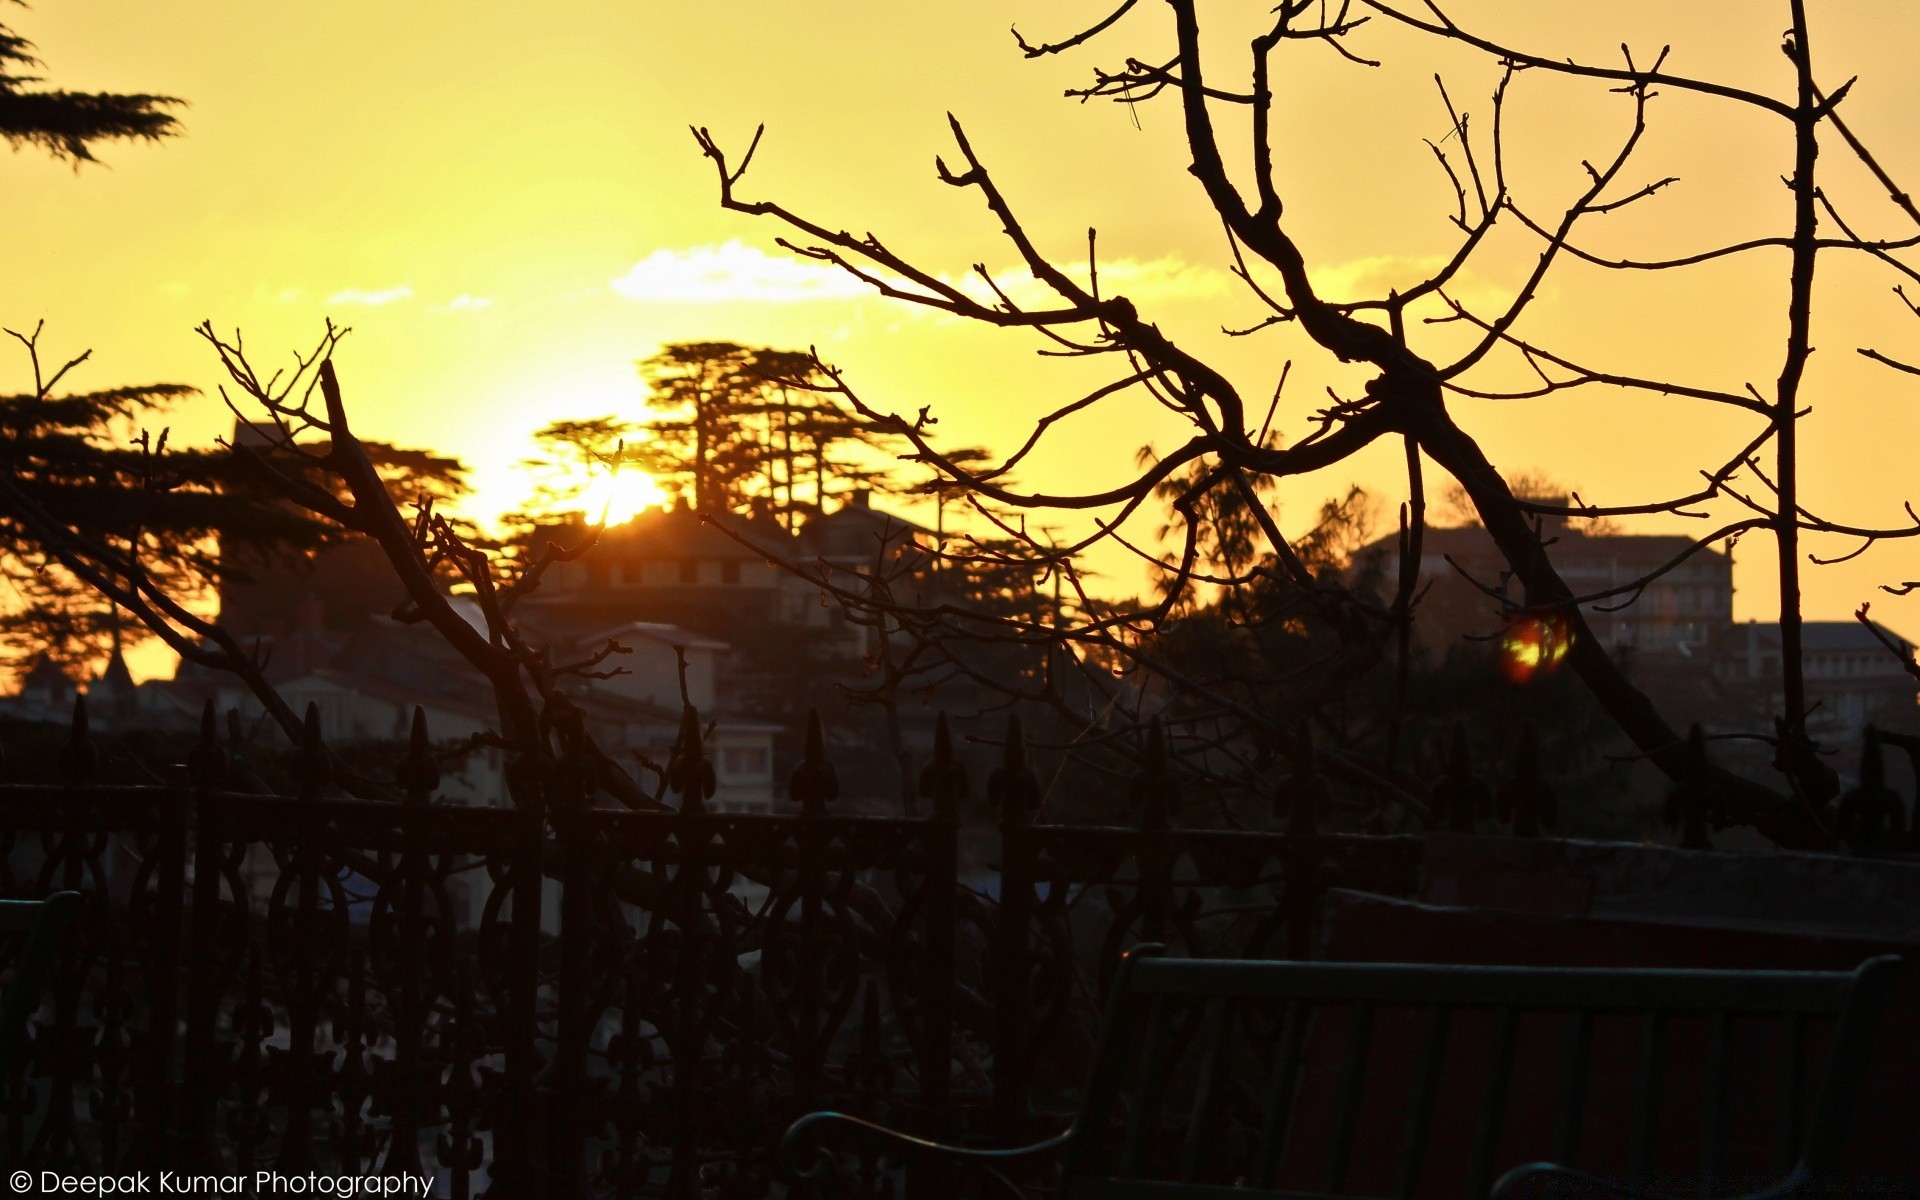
xmin=519 ymin=344 xmax=900 ymax=529
xmin=1 ymin=9 xmax=179 ymax=163
xmin=1 ymin=10 xmax=190 ymax=676
xmin=638 ymin=342 xmax=900 ymax=521
xmin=685 ymin=2 xmax=1920 ymax=849
xmin=637 ymin=341 xmax=760 ymax=513
xmin=0 ymin=324 xmax=472 ymax=677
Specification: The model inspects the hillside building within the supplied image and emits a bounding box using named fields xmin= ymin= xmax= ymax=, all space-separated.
xmin=1351 ymin=508 xmax=1734 ymax=658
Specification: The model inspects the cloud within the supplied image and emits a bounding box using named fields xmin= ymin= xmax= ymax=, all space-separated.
xmin=1308 ymin=255 xmax=1447 ymax=298
xmin=611 ymin=239 xmax=1238 ymax=311
xmin=429 ymin=294 xmax=494 ymax=313
xmin=327 ymin=285 xmax=414 ymax=307
xmin=959 ymin=256 xmax=1235 ymax=308
xmin=611 ymin=240 xmax=868 ymax=304
xmin=1306 ymin=254 xmax=1506 ymax=310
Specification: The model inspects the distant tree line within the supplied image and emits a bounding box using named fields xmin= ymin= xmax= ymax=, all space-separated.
xmin=519 ymin=342 xmax=903 ymax=532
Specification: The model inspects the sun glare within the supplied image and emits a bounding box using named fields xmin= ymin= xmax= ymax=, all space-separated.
xmin=1498 ymin=614 xmax=1573 ymax=685
xmin=580 ymin=468 xmax=669 ymax=526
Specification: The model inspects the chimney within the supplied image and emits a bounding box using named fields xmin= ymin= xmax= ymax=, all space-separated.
xmin=850 ymin=488 xmax=871 ymax=509
xmin=230 ymin=417 xmax=277 ymax=450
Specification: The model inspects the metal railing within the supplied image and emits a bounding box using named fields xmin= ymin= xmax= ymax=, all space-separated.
xmin=0 ymin=699 xmax=1423 ymax=1197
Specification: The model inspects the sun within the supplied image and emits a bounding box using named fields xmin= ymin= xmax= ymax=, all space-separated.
xmin=579 ymin=467 xmax=669 ymax=527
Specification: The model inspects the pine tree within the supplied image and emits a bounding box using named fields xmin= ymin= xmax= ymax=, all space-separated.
xmin=636 ymin=342 xmax=898 ymax=522
xmin=0 ymin=328 xmax=302 ymax=674
xmin=0 ymin=327 xmax=471 ymax=676
xmin=0 ymin=11 xmax=190 ymax=679
xmin=1 ymin=12 xmax=181 ymax=164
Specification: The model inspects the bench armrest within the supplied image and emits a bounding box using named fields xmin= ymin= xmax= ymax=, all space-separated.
xmin=1491 ymin=1162 xmax=1814 ymax=1200
xmin=781 ymin=1110 xmax=1073 ymax=1200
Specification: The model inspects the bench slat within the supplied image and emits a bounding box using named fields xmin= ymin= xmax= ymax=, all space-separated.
xmin=1390 ymin=1005 xmax=1449 ymax=1200
xmin=1702 ymin=1009 xmax=1733 ymax=1188
xmin=1070 ymin=1180 xmax=1358 ymax=1200
xmin=1466 ymin=1006 xmax=1521 ymax=1199
xmin=1321 ymin=1001 xmax=1373 ymax=1194
xmin=1251 ymin=1002 xmax=1309 ymax=1188
xmin=1778 ymin=1011 xmax=1805 ymax=1175
xmin=1181 ymin=997 xmax=1238 ymax=1183
xmin=1120 ymin=994 xmax=1171 ymax=1177
xmin=1551 ymin=1007 xmax=1593 ymax=1167
xmin=1127 ymin=959 xmax=1858 ymax=1014
xmin=1628 ymin=1011 xmax=1667 ymax=1178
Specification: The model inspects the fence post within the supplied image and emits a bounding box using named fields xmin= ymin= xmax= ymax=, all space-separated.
xmin=1500 ymin=723 xmax=1557 ymax=838
xmin=788 ymin=709 xmax=834 ymax=1104
xmin=382 ymin=707 xmax=436 ymax=1175
xmin=1279 ymin=731 xmax=1325 ymax=961
xmin=499 ymin=752 xmax=547 ymax=1198
xmin=1134 ymin=719 xmax=1173 ymax=946
xmin=549 ymin=719 xmax=599 ymax=1200
xmin=178 ymin=703 xmax=228 ymax=1168
xmin=276 ymin=702 xmax=330 ymax=1171
xmin=665 ymin=702 xmax=721 ymax=1200
xmin=917 ymin=714 xmax=961 ymax=1134
xmin=38 ymin=698 xmax=95 ymax=1159
xmin=1431 ymin=724 xmax=1490 ymax=835
xmin=989 ymin=713 xmax=1039 ymax=1137
xmin=904 ymin=714 xmax=965 ymax=1200
xmin=137 ymin=703 xmax=196 ymax=1167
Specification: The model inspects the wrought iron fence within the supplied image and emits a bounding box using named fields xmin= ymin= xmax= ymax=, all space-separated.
xmin=0 ymin=700 xmax=1423 ymax=1198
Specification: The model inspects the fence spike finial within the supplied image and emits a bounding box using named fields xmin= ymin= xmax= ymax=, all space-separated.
xmin=788 ymin=708 xmax=838 ymax=817
xmin=295 ymin=700 xmax=331 ymax=797
xmin=397 ymin=705 xmax=439 ymax=803
xmin=667 ymin=703 xmax=716 ymax=813
xmin=1134 ymin=717 xmax=1172 ymax=832
xmin=919 ymin=712 xmax=967 ymax=823
xmin=989 ymin=713 xmax=1039 ymax=828
xmin=1661 ymin=724 xmax=1715 ymax=850
xmin=1276 ymin=725 xmax=1324 ymax=837
xmin=59 ymin=694 xmax=97 ymax=783
xmin=1497 ymin=723 xmax=1557 ymax=838
xmin=1429 ymin=723 xmax=1489 ymax=833
xmin=1837 ymin=724 xmax=1901 ymax=856
xmin=188 ymin=697 xmax=227 ymax=789
xmin=1861 ymin=723 xmax=1885 ymax=790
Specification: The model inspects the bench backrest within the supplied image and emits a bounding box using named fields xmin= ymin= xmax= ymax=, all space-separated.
xmin=0 ymin=892 xmax=81 ymax=1078
xmin=1061 ymin=952 xmax=1902 ymax=1199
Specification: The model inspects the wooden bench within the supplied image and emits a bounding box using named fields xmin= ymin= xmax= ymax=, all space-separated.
xmin=0 ymin=891 xmax=81 ymax=1077
xmin=782 ymin=948 xmax=1903 ymax=1199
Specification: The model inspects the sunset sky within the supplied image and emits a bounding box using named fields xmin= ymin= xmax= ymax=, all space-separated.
xmin=9 ymin=1 xmax=1920 ymax=669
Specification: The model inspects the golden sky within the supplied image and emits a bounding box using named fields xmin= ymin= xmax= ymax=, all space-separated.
xmin=9 ymin=1 xmax=1920 ymax=653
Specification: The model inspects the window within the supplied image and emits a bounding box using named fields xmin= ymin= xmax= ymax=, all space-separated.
xmin=679 ymin=558 xmax=699 ymax=584
xmin=620 ymin=560 xmax=644 ymax=584
xmin=724 ymin=747 xmax=769 ymax=777
xmin=721 ymin=560 xmax=741 ymax=585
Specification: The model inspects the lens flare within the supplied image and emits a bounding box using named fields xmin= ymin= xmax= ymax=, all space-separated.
xmin=1499 ymin=613 xmax=1573 ymax=684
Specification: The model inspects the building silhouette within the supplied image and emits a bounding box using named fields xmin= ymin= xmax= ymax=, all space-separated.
xmin=1351 ymin=505 xmax=1734 ymax=657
